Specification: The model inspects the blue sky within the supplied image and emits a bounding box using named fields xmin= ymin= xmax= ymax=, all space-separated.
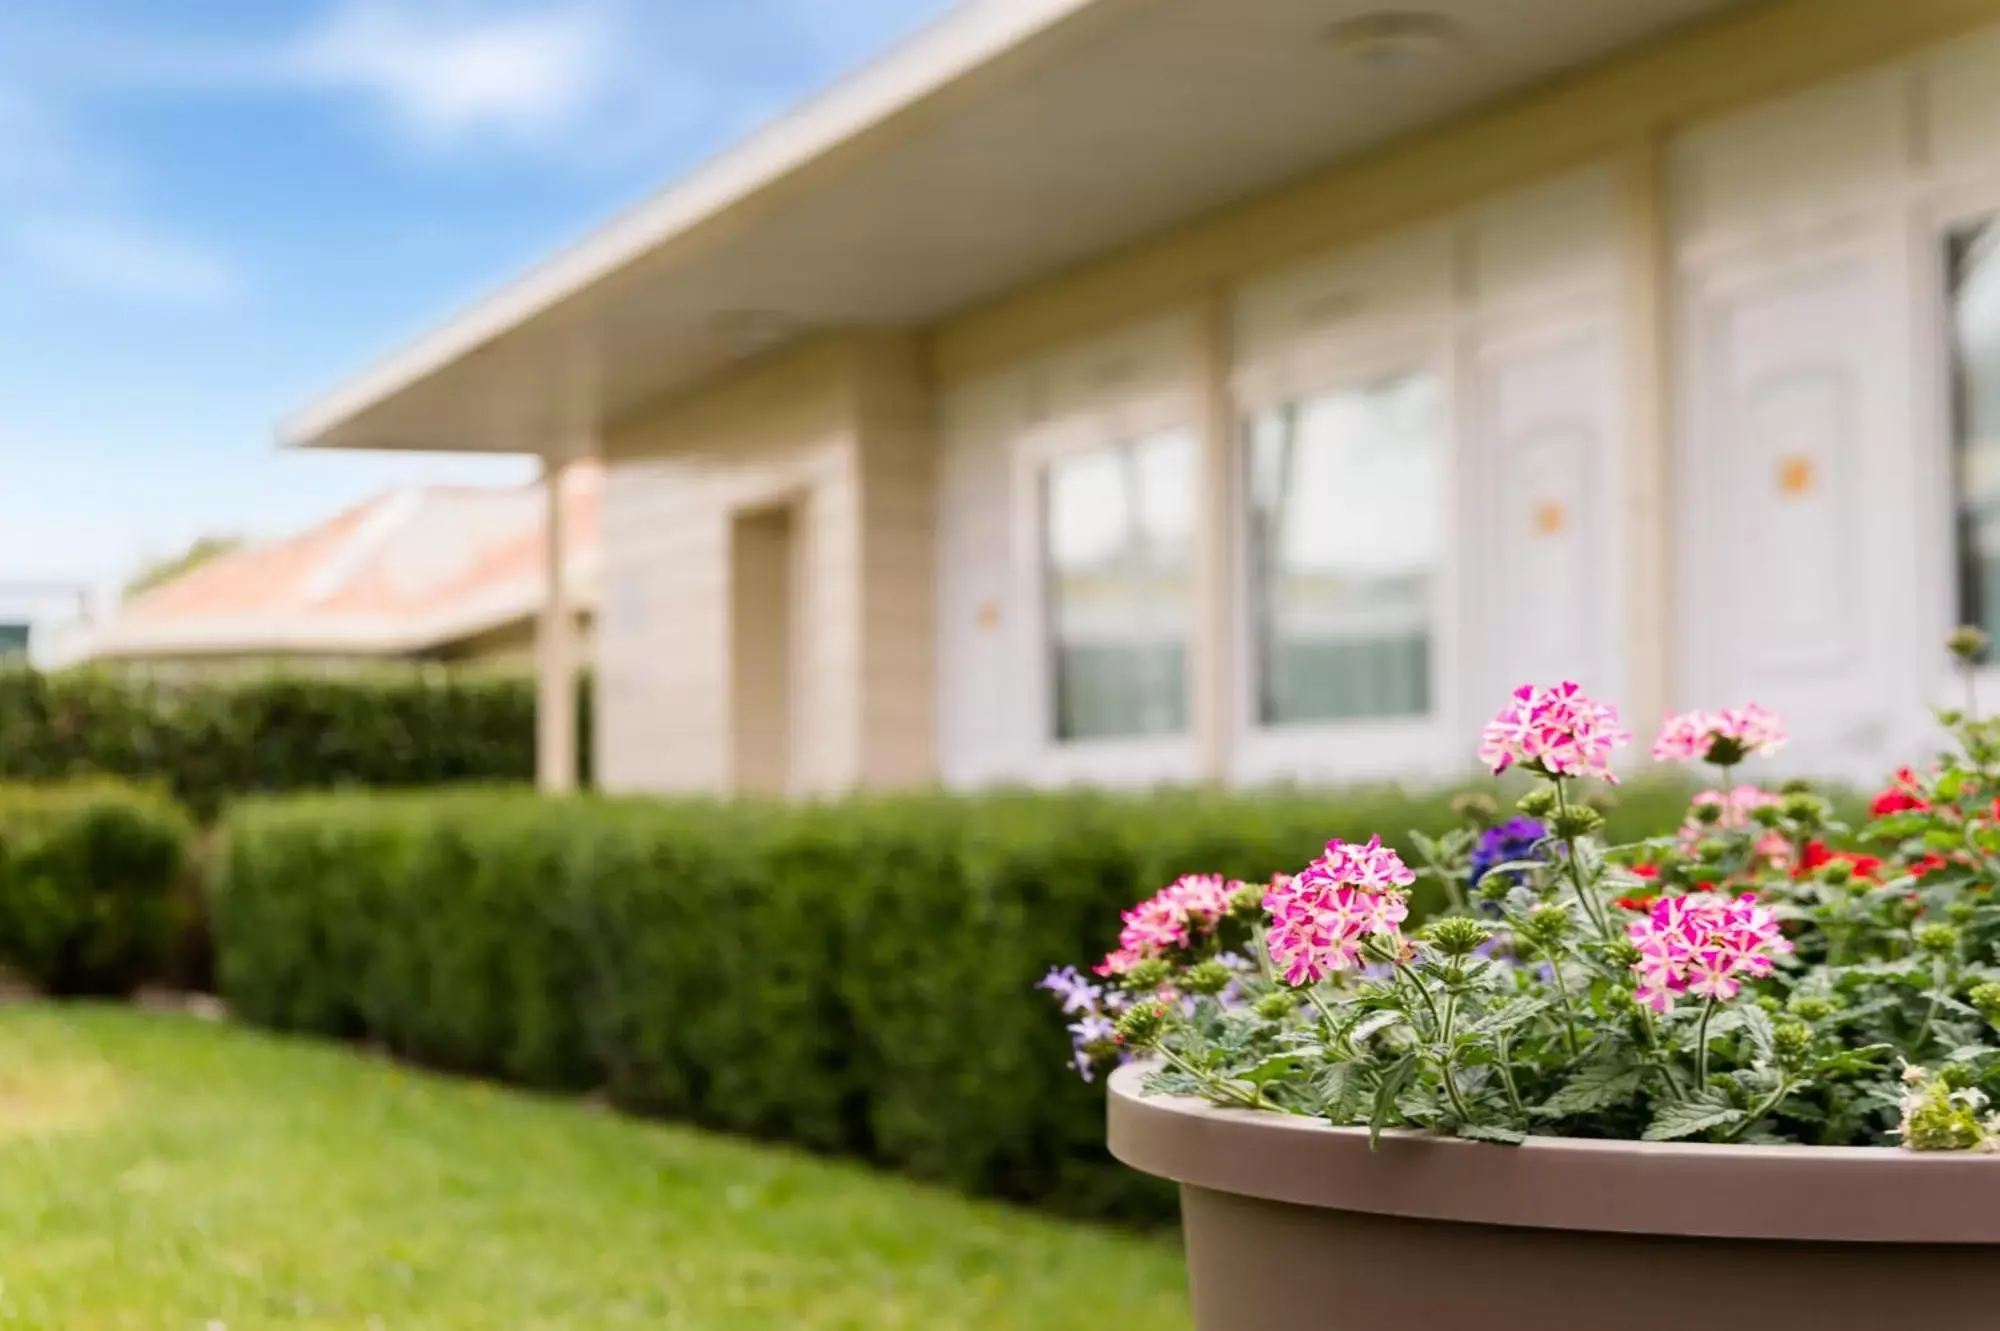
xmin=0 ymin=0 xmax=951 ymax=603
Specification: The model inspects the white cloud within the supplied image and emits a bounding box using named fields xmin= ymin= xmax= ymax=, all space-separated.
xmin=289 ymin=1 xmax=619 ymax=148
xmin=15 ymin=217 xmax=241 ymax=305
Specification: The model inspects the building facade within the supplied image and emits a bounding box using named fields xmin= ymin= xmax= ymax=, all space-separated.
xmin=287 ymin=0 xmax=2000 ymax=795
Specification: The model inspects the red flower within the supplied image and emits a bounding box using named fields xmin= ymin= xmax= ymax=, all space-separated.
xmin=1871 ymin=768 xmax=1929 ymax=817
xmin=1630 ymin=864 xmax=1659 ymax=880
xmin=1795 ymin=841 xmax=1881 ymax=883
xmin=1614 ymin=893 xmax=1659 ymax=911
xmin=1910 ymin=853 xmax=1949 ymax=879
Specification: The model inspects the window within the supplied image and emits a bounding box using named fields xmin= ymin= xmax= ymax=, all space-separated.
xmin=1245 ymin=371 xmax=1441 ymax=725
xmin=1042 ymin=427 xmax=1195 ymax=741
xmin=1952 ymin=221 xmax=2000 ymax=651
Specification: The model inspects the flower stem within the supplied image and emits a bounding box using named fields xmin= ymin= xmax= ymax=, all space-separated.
xmin=1542 ymin=946 xmax=1583 ymax=1059
xmin=1494 ymin=1029 xmax=1526 ymax=1121
xmin=1638 ymin=1005 xmax=1686 ymax=1098
xmin=1155 ymin=1043 xmax=1265 ymax=1111
xmin=1913 ymin=960 xmax=1949 ymax=1056
xmin=1695 ymin=999 xmax=1717 ymax=1087
xmin=1724 ymin=1076 xmax=1795 ymax=1142
xmin=1435 ymin=965 xmax=1478 ymax=1127
xmin=1553 ymin=778 xmax=1611 ymax=942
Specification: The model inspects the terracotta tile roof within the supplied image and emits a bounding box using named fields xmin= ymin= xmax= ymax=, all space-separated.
xmin=82 ymin=464 xmax=600 ymax=660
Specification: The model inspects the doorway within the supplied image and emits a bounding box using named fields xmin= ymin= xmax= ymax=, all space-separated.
xmin=730 ymin=502 xmax=799 ymax=796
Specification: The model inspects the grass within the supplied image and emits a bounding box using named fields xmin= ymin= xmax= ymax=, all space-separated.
xmin=0 ymin=1006 xmax=1189 ymax=1330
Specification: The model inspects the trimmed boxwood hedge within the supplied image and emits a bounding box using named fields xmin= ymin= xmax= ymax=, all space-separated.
xmin=0 ymin=782 xmax=194 ymax=995
xmin=211 ymin=780 xmax=1701 ymax=1222
xmin=0 ymin=665 xmax=591 ymax=818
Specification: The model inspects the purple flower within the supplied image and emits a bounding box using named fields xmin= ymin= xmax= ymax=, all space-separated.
xmin=1038 ymin=965 xmax=1102 ymax=1016
xmin=1469 ymin=816 xmax=1548 ymax=888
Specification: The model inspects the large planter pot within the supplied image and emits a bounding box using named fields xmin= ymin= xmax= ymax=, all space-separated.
xmin=1107 ymin=1062 xmax=2000 ymax=1331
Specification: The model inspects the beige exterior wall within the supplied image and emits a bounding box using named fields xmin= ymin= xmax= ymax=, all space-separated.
xmin=592 ymin=0 xmax=2000 ymax=797
xmin=930 ymin=0 xmax=2000 ymax=384
xmin=597 ymin=333 xmax=930 ymax=796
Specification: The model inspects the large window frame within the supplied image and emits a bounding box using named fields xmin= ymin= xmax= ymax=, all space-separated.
xmin=1921 ymin=172 xmax=2000 ymax=712
xmin=1011 ymin=380 xmax=1203 ymax=786
xmin=1229 ymin=328 xmax=1461 ymax=782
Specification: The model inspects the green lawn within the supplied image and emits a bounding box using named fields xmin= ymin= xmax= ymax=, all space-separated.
xmin=0 ymin=1007 xmax=1188 ymax=1330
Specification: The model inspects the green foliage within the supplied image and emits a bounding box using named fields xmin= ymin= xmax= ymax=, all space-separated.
xmin=0 ymin=782 xmax=193 ymax=994
xmin=0 ymin=664 xmax=592 ymax=819
xmin=208 ymin=779 xmax=1692 ymax=1222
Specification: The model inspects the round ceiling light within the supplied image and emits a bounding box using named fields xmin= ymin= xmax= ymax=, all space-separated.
xmin=1323 ymin=11 xmax=1460 ymax=72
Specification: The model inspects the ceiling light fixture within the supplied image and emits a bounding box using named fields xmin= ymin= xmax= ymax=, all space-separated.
xmin=1323 ymin=11 xmax=1460 ymax=73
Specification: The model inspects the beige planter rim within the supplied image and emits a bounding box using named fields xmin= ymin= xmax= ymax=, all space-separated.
xmin=1106 ymin=1061 xmax=2000 ymax=1243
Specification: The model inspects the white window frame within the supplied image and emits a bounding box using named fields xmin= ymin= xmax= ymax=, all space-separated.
xmin=1228 ymin=324 xmax=1464 ymax=785
xmin=1009 ymin=379 xmax=1203 ymax=788
xmin=1920 ymin=168 xmax=2000 ymax=717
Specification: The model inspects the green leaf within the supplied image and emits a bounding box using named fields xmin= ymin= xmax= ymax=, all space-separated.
xmin=1139 ymin=1069 xmax=1204 ymax=1098
xmin=1346 ymin=1008 xmax=1404 ymax=1046
xmin=1736 ymin=1004 xmax=1775 ymax=1063
xmin=1643 ymin=1097 xmax=1746 ymax=1142
xmin=1466 ymin=996 xmax=1552 ymax=1039
xmin=1534 ymin=1061 xmax=1643 ymax=1118
xmin=1315 ymin=1062 xmax=1360 ymax=1122
xmin=1455 ymin=1121 xmax=1527 ymax=1145
xmin=1239 ymin=1053 xmax=1306 ymax=1086
xmin=1369 ymin=1054 xmax=1417 ymax=1148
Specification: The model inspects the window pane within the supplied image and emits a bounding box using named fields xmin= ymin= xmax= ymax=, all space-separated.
xmin=1043 ymin=428 xmax=1194 ymax=741
xmin=1246 ymin=372 xmax=1439 ymax=725
xmin=1953 ymin=222 xmax=2000 ymax=650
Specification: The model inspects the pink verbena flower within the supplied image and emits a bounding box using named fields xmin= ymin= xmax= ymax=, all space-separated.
xmin=1682 ymin=785 xmax=1781 ymax=836
xmin=1094 ymin=873 xmax=1244 ymax=976
xmin=1264 ymin=836 xmax=1413 ymax=987
xmin=1476 ymin=681 xmax=1632 ymax=783
xmin=1650 ymin=703 xmax=1788 ymax=766
xmin=1626 ymin=892 xmax=1791 ymax=1013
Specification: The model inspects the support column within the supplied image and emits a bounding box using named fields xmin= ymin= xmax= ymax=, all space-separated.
xmin=1192 ymin=289 xmax=1236 ymax=785
xmin=1621 ymin=134 xmax=1675 ymax=731
xmin=536 ymin=453 xmax=580 ymax=793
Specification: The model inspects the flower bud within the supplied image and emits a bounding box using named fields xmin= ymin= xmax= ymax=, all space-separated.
xmin=1819 ymin=860 xmax=1853 ymax=887
xmin=1517 ymin=788 xmax=1557 ymax=818
xmin=1772 ymin=1020 xmax=1813 ymax=1068
xmin=1941 ymin=1061 xmax=1980 ymax=1091
xmin=1118 ymin=958 xmax=1174 ymax=991
xmin=1549 ymin=804 xmax=1602 ymax=840
xmin=1915 ymin=922 xmax=1960 ymax=958
xmin=1423 ymin=915 xmax=1490 ymax=958
xmin=1253 ymin=992 xmax=1297 ymax=1022
xmin=1114 ymin=1001 xmax=1168 ymax=1047
xmin=1969 ymin=981 xmax=2000 ymax=1026
xmin=1230 ymin=880 xmax=1270 ymax=919
xmin=1780 ymin=793 xmax=1829 ymax=828
xmin=1949 ymin=899 xmax=1978 ymax=925
xmin=1520 ymin=902 xmax=1571 ymax=949
xmin=1693 ymin=801 xmax=1724 ymax=826
xmin=1183 ymin=959 xmax=1235 ymax=996
xmin=1787 ymin=994 xmax=1833 ymax=1022
xmin=1749 ymin=803 xmax=1784 ymax=828
xmin=1779 ymin=777 xmax=1816 ymax=795
xmin=1948 ymin=624 xmax=1990 ymax=665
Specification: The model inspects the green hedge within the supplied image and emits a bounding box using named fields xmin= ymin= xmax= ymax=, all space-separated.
xmin=211 ymin=780 xmax=1699 ymax=1222
xmin=0 ymin=782 xmax=194 ymax=995
xmin=0 ymin=666 xmax=592 ymax=819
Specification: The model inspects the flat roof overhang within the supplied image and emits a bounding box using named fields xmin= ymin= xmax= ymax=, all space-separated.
xmin=282 ymin=0 xmax=1734 ymax=456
